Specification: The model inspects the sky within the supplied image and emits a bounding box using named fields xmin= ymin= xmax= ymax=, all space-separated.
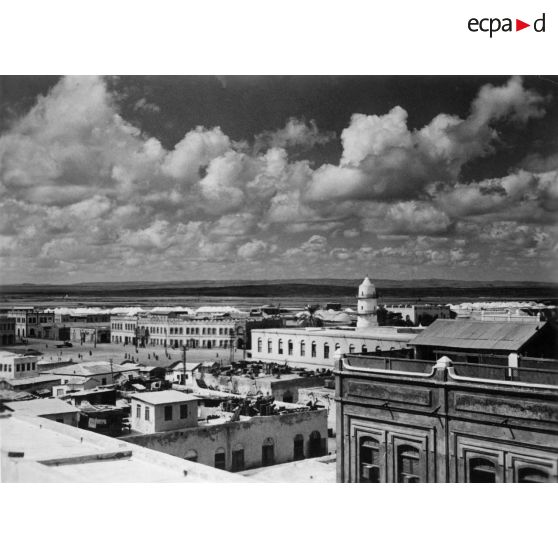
xmin=0 ymin=75 xmax=557 ymax=284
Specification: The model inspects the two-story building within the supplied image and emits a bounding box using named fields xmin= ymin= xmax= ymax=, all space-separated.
xmin=334 ymin=350 xmax=558 ymax=483
xmin=0 ymin=316 xmax=16 ymax=346
xmin=6 ymin=308 xmax=55 ymax=339
xmin=0 ymin=351 xmax=39 ymax=380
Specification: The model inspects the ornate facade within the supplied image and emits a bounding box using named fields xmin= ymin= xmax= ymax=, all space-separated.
xmin=335 ymin=351 xmax=558 ymax=482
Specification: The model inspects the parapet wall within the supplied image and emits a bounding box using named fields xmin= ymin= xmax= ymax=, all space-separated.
xmin=124 ymin=408 xmax=328 ymax=472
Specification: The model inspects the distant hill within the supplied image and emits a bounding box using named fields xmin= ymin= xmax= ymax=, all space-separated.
xmin=1 ymin=278 xmax=557 ymax=302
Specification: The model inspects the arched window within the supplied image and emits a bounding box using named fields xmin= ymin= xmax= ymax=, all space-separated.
xmin=267 ymin=339 xmax=272 ymax=353
xmin=335 ymin=343 xmax=340 ymax=351
xmin=288 ymin=339 xmax=293 ymax=355
xmin=311 ymin=341 xmax=317 ymax=358
xmin=359 ymin=436 xmax=381 ymax=483
xmin=300 ymin=340 xmax=306 ymax=357
xmin=257 ymin=338 xmax=262 ymax=352
xmin=469 ymin=457 xmax=496 ymax=483
xmin=309 ymin=430 xmax=323 ymax=457
xmin=324 ymin=343 xmax=330 ymax=359
xmin=278 ymin=339 xmax=284 ymax=355
xmin=262 ymin=437 xmax=275 ymax=466
xmin=293 ymin=434 xmax=304 ymax=460
xmin=397 ymin=445 xmax=421 ymax=483
xmin=231 ymin=444 xmax=245 ymax=472
xmin=214 ymin=448 xmax=226 ymax=470
xmin=518 ymin=466 xmax=550 ymax=483
xmin=349 ymin=344 xmax=355 ymax=353
xmin=184 ymin=449 xmax=198 ymax=462
xmin=375 ymin=345 xmax=381 ymax=353
xmin=361 ymin=345 xmax=368 ymax=353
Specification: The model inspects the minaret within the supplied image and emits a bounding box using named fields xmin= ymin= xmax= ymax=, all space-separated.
xmin=356 ymin=276 xmax=378 ymax=329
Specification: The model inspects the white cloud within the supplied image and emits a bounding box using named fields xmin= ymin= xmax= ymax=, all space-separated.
xmin=237 ymin=240 xmax=272 ymax=260
xmin=162 ymin=126 xmax=231 ymax=183
xmin=255 ymin=118 xmax=335 ymax=152
xmin=0 ymin=75 xmax=555 ymax=282
xmin=308 ymin=77 xmax=547 ymax=203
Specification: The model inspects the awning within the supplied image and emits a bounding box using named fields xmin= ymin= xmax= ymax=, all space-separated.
xmin=131 ymin=383 xmax=146 ymax=391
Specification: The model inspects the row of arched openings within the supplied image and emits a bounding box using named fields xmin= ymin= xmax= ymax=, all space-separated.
xmin=184 ymin=431 xmax=325 ymax=471
xmin=258 ymin=338 xmax=381 ymax=358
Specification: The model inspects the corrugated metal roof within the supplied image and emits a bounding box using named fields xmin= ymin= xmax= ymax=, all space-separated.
xmin=409 ymin=320 xmax=546 ymax=351
xmin=5 ymin=375 xmax=61 ymax=386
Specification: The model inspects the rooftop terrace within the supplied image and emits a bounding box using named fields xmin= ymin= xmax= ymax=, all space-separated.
xmin=1 ymin=412 xmax=245 ymax=482
xmin=341 ymin=353 xmax=558 ymax=387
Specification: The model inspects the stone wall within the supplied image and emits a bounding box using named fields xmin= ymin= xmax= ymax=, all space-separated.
xmin=124 ymin=408 xmax=328 ymax=472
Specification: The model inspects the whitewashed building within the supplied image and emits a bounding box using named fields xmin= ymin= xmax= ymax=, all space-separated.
xmin=249 ymin=277 xmax=422 ymax=370
xmin=0 ymin=351 xmax=39 ymax=380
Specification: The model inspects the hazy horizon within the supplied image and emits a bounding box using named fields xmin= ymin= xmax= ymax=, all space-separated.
xmin=2 ymin=277 xmax=558 ymax=288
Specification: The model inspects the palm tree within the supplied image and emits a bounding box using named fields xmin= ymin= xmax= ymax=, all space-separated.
xmin=297 ymin=304 xmax=323 ymax=327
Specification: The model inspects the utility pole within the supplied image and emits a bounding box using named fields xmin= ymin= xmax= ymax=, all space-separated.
xmin=182 ymin=342 xmax=187 ymax=386
xmin=229 ymin=327 xmax=235 ymax=364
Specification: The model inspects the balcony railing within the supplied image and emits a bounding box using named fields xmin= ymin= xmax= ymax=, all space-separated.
xmin=342 ymin=353 xmax=558 ymax=387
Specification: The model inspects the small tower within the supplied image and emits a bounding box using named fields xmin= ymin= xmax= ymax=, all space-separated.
xmin=356 ymin=276 xmax=378 ymax=329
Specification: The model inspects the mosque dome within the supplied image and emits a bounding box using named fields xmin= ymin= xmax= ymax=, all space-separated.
xmin=358 ymin=276 xmax=377 ymax=299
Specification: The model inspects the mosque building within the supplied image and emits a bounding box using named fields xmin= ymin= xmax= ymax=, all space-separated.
xmin=249 ymin=276 xmax=422 ymax=370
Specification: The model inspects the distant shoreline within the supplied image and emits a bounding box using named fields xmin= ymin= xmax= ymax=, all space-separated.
xmin=2 ymin=278 xmax=558 ymax=290
xmin=1 ymin=281 xmax=557 ymax=309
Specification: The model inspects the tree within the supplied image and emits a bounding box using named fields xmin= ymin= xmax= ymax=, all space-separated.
xmin=297 ymin=304 xmax=323 ymax=327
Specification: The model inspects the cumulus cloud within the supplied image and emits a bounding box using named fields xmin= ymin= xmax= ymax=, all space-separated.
xmin=385 ymin=201 xmax=452 ymax=235
xmin=254 ymin=118 xmax=335 ymax=152
xmin=0 ymin=75 xmax=555 ymax=283
xmin=162 ymin=126 xmax=231 ymax=183
xmin=307 ymin=77 xmax=547 ymax=202
xmin=237 ymin=239 xmax=274 ymax=260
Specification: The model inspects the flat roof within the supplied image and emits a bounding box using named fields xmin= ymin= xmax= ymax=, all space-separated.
xmin=251 ymin=326 xmax=418 ymax=342
xmin=170 ymin=362 xmax=201 ymax=371
xmin=0 ymin=351 xmax=25 ymax=359
xmin=0 ymin=413 xmax=244 ymax=482
xmin=38 ymin=361 xmax=134 ymax=377
xmin=130 ymin=390 xmax=199 ymax=405
xmin=6 ymin=398 xmax=78 ymax=416
xmin=0 ymin=389 xmax=33 ymax=402
xmin=241 ymin=454 xmax=336 ymax=483
xmin=409 ymin=319 xmax=546 ymax=351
